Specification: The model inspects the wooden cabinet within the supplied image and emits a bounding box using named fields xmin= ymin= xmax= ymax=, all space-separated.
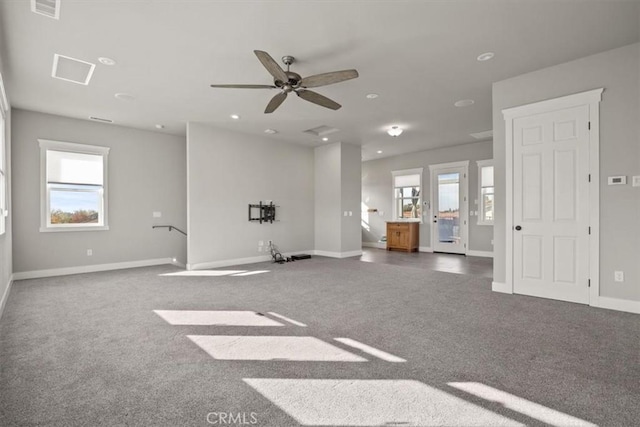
xmin=386 ymin=222 xmax=419 ymax=252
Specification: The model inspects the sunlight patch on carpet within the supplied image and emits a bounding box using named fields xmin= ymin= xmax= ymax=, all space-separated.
xmin=243 ymin=379 xmax=524 ymax=426
xmin=153 ymin=310 xmax=284 ymax=326
xmin=188 ymin=336 xmax=367 ymax=362
xmin=448 ymin=382 xmax=597 ymax=427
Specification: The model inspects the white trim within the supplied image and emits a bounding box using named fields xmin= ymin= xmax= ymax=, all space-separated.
xmin=418 ymin=246 xmax=433 ymax=253
xmin=492 ymin=281 xmax=512 ymax=294
xmin=0 ymin=274 xmax=13 ymax=321
xmin=428 ymin=160 xmax=469 ymax=255
xmin=362 ymin=241 xmax=386 ymax=249
xmin=314 ymin=250 xmax=363 ymax=259
xmin=476 ymin=159 xmax=494 ymax=225
xmin=38 ymin=139 xmax=110 ymax=232
xmin=502 ymin=88 xmax=603 ymax=302
xmin=467 ymin=250 xmax=493 ymax=258
xmin=592 ymin=296 xmax=640 ymax=315
xmin=0 ymin=72 xmax=8 ymax=113
xmin=12 ymin=258 xmax=173 ymax=280
xmin=391 ymin=167 xmax=424 ymax=223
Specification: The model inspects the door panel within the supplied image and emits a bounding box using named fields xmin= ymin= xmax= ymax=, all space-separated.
xmin=431 ymin=165 xmax=468 ymax=254
xmin=513 ymin=105 xmax=589 ymax=304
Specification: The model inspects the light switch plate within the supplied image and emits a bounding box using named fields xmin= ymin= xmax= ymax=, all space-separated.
xmin=607 ymin=176 xmax=626 ymax=185
xmin=632 ymin=176 xmax=640 ymax=187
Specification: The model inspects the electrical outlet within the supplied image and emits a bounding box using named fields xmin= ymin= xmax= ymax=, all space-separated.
xmin=153 ymin=211 xmax=162 ymax=218
xmin=87 ymin=249 xmax=93 ymax=256
xmin=258 ymin=240 xmax=264 ymax=246
xmin=258 ymin=247 xmax=263 ymax=252
xmin=614 ymin=271 xmax=624 ymax=282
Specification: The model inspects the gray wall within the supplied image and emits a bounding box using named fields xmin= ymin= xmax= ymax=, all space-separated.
xmin=314 ymin=143 xmax=342 ymax=253
xmin=362 ymin=140 xmax=494 ymax=252
xmin=12 ymin=109 xmax=187 ymax=273
xmin=493 ymin=42 xmax=639 ymax=301
xmin=340 ymin=143 xmax=363 ymax=253
xmin=0 ymin=52 xmax=12 ymax=317
xmin=314 ymin=142 xmax=362 ymax=255
xmin=187 ymin=122 xmax=314 ymax=267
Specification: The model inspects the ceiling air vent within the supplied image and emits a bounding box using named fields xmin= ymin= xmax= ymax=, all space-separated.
xmin=52 ymin=54 xmax=96 ymax=85
xmin=31 ymin=0 xmax=60 ymax=20
xmin=303 ymin=125 xmax=340 ymax=137
xmin=469 ymin=130 xmax=493 ymax=140
xmin=89 ymin=116 xmax=113 ymax=124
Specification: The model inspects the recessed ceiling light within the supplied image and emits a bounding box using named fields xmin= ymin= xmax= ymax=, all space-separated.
xmin=387 ymin=126 xmax=403 ymax=137
xmin=230 ymin=114 xmax=240 ymax=120
xmin=377 ymin=150 xmax=383 ymax=154
xmin=454 ymin=99 xmax=475 ymax=107
xmin=98 ymin=57 xmax=116 ymax=66
xmin=322 ymin=137 xmax=329 ymax=141
xmin=155 ymin=124 xmax=165 ymax=129
xmin=366 ymin=93 xmax=379 ymax=99
xmin=264 ymin=129 xmax=277 ymax=134
xmin=114 ymin=93 xmax=135 ymax=101
xmin=477 ymin=52 xmax=495 ymax=62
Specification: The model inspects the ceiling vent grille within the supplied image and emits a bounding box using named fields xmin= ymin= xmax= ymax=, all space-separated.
xmin=303 ymin=125 xmax=340 ymax=137
xmin=31 ymin=0 xmax=60 ymax=20
xmin=52 ymin=54 xmax=95 ymax=85
xmin=469 ymin=130 xmax=493 ymax=140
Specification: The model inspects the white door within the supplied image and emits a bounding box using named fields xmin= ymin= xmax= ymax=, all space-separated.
xmin=431 ymin=163 xmax=468 ymax=254
xmin=513 ymin=105 xmax=590 ymax=304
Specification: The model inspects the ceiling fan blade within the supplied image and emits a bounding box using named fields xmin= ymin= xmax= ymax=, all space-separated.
xmin=254 ymin=50 xmax=288 ymax=82
xmin=210 ymin=84 xmax=276 ymax=89
xmin=296 ymin=89 xmax=341 ymax=110
xmin=265 ymin=92 xmax=288 ymax=114
xmin=300 ymin=69 xmax=359 ymax=88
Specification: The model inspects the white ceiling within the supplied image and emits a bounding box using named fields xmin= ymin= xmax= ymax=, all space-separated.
xmin=1 ymin=1 xmax=638 ymax=160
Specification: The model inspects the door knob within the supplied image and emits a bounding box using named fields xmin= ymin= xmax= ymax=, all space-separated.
xmin=515 ymin=225 xmax=522 ymax=231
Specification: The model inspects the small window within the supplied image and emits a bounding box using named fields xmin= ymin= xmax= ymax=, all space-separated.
xmin=477 ymin=160 xmax=494 ymax=225
xmin=391 ymin=168 xmax=423 ymax=222
xmin=39 ymin=139 xmax=110 ymax=232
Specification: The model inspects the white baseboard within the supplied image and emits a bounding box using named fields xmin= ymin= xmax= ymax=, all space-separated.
xmin=362 ymin=241 xmax=386 ymax=249
xmin=0 ymin=274 xmax=13 ymax=321
xmin=467 ymin=250 xmax=494 ymax=258
xmin=419 ymin=246 xmax=433 ymax=253
xmin=188 ymin=250 xmax=316 ymax=270
xmin=314 ymin=250 xmax=363 ymax=258
xmin=13 ymin=258 xmax=174 ymax=280
xmin=592 ymin=296 xmax=640 ymax=314
xmin=492 ymin=281 xmax=512 ymax=294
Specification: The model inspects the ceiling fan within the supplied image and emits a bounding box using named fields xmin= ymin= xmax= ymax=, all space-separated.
xmin=210 ymin=50 xmax=359 ymax=114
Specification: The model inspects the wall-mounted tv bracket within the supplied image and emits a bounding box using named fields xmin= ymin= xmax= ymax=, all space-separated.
xmin=248 ymin=201 xmax=277 ymax=224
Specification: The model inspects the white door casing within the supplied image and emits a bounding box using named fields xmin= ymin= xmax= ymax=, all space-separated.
xmin=501 ymin=88 xmax=602 ymax=305
xmin=429 ymin=161 xmax=469 ymax=254
xmin=513 ymin=105 xmax=589 ymax=303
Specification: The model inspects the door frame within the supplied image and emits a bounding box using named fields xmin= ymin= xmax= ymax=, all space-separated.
xmin=501 ymin=88 xmax=602 ymax=305
xmin=429 ymin=160 xmax=469 ymax=255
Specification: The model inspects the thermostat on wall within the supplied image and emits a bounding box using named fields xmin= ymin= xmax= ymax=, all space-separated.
xmin=608 ymin=176 xmax=627 ymax=185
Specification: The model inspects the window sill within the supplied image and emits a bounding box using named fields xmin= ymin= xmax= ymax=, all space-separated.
xmin=40 ymin=225 xmax=110 ymax=233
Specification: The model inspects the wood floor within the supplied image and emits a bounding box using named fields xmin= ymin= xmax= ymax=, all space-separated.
xmin=357 ymin=247 xmax=493 ymax=278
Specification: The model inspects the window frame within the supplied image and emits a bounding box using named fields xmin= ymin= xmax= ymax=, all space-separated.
xmin=391 ymin=167 xmax=423 ymax=223
xmin=476 ymin=159 xmax=494 ymax=226
xmin=39 ymin=139 xmax=110 ymax=232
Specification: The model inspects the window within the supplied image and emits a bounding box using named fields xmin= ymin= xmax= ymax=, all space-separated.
xmin=477 ymin=160 xmax=494 ymax=225
xmin=0 ymin=72 xmax=8 ymax=236
xmin=391 ymin=168 xmax=423 ymax=221
xmin=39 ymin=139 xmax=110 ymax=232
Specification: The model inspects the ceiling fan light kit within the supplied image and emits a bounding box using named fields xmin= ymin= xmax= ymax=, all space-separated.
xmin=210 ymin=50 xmax=359 ymax=114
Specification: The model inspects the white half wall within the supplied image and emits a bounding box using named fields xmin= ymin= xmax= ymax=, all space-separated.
xmin=187 ymin=122 xmax=314 ymax=268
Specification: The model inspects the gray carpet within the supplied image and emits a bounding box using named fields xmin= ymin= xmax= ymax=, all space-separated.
xmin=0 ymin=257 xmax=638 ymax=426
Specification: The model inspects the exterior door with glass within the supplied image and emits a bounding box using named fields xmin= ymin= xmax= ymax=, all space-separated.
xmin=430 ymin=162 xmax=468 ymax=254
